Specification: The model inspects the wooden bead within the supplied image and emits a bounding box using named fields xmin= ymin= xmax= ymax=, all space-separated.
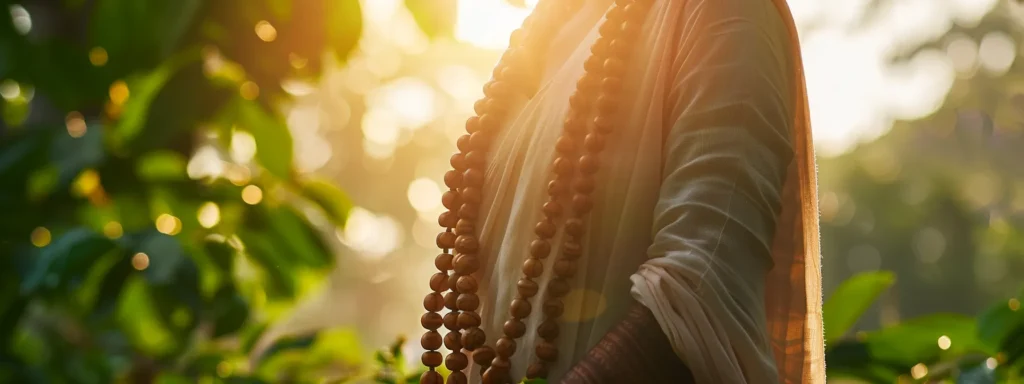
xmin=594 ymin=115 xmax=614 ymax=133
xmin=455 ymin=219 xmax=474 ymax=235
xmin=450 ymin=153 xmax=467 ymax=170
xmin=447 ymin=371 xmax=468 ymax=384
xmin=457 ymin=134 xmax=472 ymax=152
xmin=421 ymin=331 xmax=443 ymax=350
xmin=421 ymin=370 xmax=443 ymax=384
xmin=526 ymin=362 xmax=549 ymax=379
xmin=568 ymin=91 xmax=590 ymax=109
xmin=452 ymin=254 xmax=479 ymax=275
xmin=422 ymin=351 xmax=443 ymax=367
xmin=444 ymin=311 xmax=460 ymax=331
xmin=466 ymin=116 xmax=481 ymax=133
xmin=496 ymin=337 xmax=517 ymax=358
xmin=455 ymin=235 xmax=479 ymax=253
xmin=458 ymin=310 xmax=481 ymax=328
xmin=603 ymin=58 xmax=625 ymax=75
xmin=621 ymin=20 xmax=642 ymax=38
xmin=456 ymin=275 xmax=478 ymax=293
xmin=484 ymin=81 xmax=513 ymax=99
xmin=474 ymin=99 xmax=490 ymax=116
xmin=563 ymin=242 xmax=583 ymax=258
xmin=421 ymin=312 xmax=443 ymax=330
xmin=436 ymin=231 xmax=456 ymax=249
xmin=584 ymin=133 xmax=605 ymax=153
xmin=547 ymin=179 xmax=567 ymax=196
xmin=579 ymin=155 xmax=599 ymax=174
xmin=549 ymin=278 xmax=570 ymax=297
xmin=572 ymin=194 xmax=593 ymax=214
xmin=599 ymin=19 xmax=622 ymax=37
xmin=441 ymin=191 xmax=461 ymax=210
xmin=481 ymin=366 xmax=508 ymax=384
xmin=504 ymin=319 xmax=526 ymax=338
xmin=529 ymin=240 xmax=551 ymax=258
xmin=543 ymin=299 xmax=564 ymax=317
xmin=461 ymin=187 xmax=482 ymax=204
xmin=555 ymin=136 xmax=576 ymax=154
xmin=510 ymin=298 xmax=532 ymax=319
xmin=462 ymin=327 xmax=486 ymax=349
xmin=596 ymin=94 xmax=618 ymax=114
xmin=444 ymin=331 xmax=462 ymax=350
xmin=522 ymin=258 xmax=544 ymax=278
xmin=538 ymin=320 xmax=560 ymax=339
xmin=601 ymin=77 xmax=623 ymax=93
xmin=536 ymin=341 xmax=559 ymax=362
xmin=470 ymin=131 xmax=492 ymax=150
xmin=534 ymin=219 xmax=556 ymax=239
xmin=456 ymin=293 xmax=480 ymax=311
xmin=607 ymin=3 xmax=627 ymax=19
xmin=489 ymin=357 xmax=511 ymax=373
xmin=517 ymin=278 xmax=539 ymax=297
xmin=432 ymin=252 xmax=452 ymax=274
xmin=473 ymin=346 xmax=496 ymax=366
xmin=458 ymin=202 xmax=479 ymax=220
xmin=444 ymin=170 xmax=462 ymax=189
xmin=463 ymin=168 xmax=484 ymax=187
xmin=584 ymin=55 xmax=604 ymax=73
xmin=429 ymin=272 xmax=448 ymax=292
xmin=576 ymin=73 xmax=600 ymax=92
xmin=446 ymin=352 xmax=469 ymax=371
xmin=509 ymin=28 xmax=526 ymax=46
xmin=553 ymin=156 xmax=574 ymax=176
xmin=479 ymin=114 xmax=501 ymax=131
xmin=465 ymin=151 xmax=486 ymax=167
xmin=443 ymin=291 xmax=459 ymax=310
xmin=573 ymin=176 xmax=595 ymax=193
xmin=447 ymin=273 xmax=460 ymax=291
xmin=554 ymin=259 xmax=577 ymax=278
xmin=608 ymin=39 xmax=630 ymax=57
xmin=590 ymin=36 xmax=612 ymax=56
xmin=565 ymin=219 xmax=584 ymax=237
xmin=438 ymin=210 xmax=458 ymax=228
xmin=424 ymin=292 xmax=444 ymax=311
xmin=542 ymin=200 xmax=563 ymax=218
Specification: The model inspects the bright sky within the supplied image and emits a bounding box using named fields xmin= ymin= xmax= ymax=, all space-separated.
xmin=453 ymin=0 xmax=1007 ymax=156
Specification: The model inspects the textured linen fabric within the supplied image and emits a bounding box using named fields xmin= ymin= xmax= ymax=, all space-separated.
xmin=466 ymin=0 xmax=823 ymax=383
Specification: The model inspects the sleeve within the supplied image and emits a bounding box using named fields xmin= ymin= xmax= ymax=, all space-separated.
xmin=628 ymin=2 xmax=795 ymax=382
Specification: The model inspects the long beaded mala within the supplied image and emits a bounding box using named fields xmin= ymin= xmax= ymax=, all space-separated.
xmin=420 ymin=1 xmax=654 ymax=383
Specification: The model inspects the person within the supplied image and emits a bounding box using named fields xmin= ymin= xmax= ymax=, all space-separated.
xmin=418 ymin=0 xmax=824 ymax=382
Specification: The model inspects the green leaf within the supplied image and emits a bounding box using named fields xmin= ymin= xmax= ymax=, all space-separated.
xmin=866 ymin=314 xmax=984 ymax=366
xmin=263 ymin=205 xmax=333 ymax=268
xmin=298 ymin=178 xmax=353 ymax=227
xmin=327 ymin=0 xmax=364 ymax=63
xmin=136 ymin=151 xmax=187 ymax=181
xmin=107 ymin=53 xmax=195 ymax=147
xmin=51 ymin=120 xmax=105 ymax=186
xmin=21 ymin=228 xmax=117 ymax=294
xmin=255 ymin=333 xmax=318 ymax=366
xmin=823 ymin=271 xmax=895 ymax=345
xmin=405 ymin=0 xmax=457 ymax=39
xmin=976 ymin=299 xmax=1024 ymax=352
xmin=90 ymin=0 xmax=202 ymax=72
xmin=208 ymin=285 xmax=250 ymax=338
xmin=236 ymin=99 xmax=293 ymax=180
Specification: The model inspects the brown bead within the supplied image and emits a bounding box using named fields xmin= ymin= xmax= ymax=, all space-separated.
xmin=537 ymin=320 xmax=560 ymax=339
xmin=473 ymin=346 xmax=496 ymax=366
xmin=594 ymin=115 xmax=615 ymax=133
xmin=563 ymin=242 xmax=583 ymax=258
xmin=568 ymin=91 xmax=590 ymax=109
xmin=436 ymin=231 xmax=456 ymax=249
xmin=529 ymin=240 xmax=551 ymax=258
xmin=458 ymin=202 xmax=479 ymax=220
xmin=584 ymin=133 xmax=606 ymax=153
xmin=504 ymin=319 xmax=526 ymax=338
xmin=573 ymin=176 xmax=595 ymax=193
xmin=498 ymin=65 xmax=529 ymax=84
xmin=446 ymin=352 xmax=469 ymax=371
xmin=479 ymin=114 xmax=501 ymax=131
xmin=452 ymin=254 xmax=479 ymax=275
xmin=421 ymin=330 xmax=443 ymax=350
xmin=458 ymin=310 xmax=481 ymax=328
xmin=461 ymin=187 xmax=482 ymax=204
xmin=481 ymin=366 xmax=508 ymax=384
xmin=466 ymin=116 xmax=482 ymax=133
xmin=535 ymin=341 xmax=559 ymax=362
xmin=496 ymin=337 xmax=517 ymax=358
xmin=517 ymin=278 xmax=539 ymax=297
xmin=607 ymin=4 xmax=626 ymax=20
xmin=579 ymin=155 xmax=599 ymax=174
xmin=462 ymin=327 xmax=486 ymax=349
xmin=565 ymin=219 xmax=584 ymax=237
xmin=438 ymin=210 xmax=457 ymax=228
xmin=443 ymin=311 xmax=460 ymax=331
xmin=526 ymin=362 xmax=549 ymax=379
xmin=429 ymin=272 xmax=448 ymax=292
xmin=577 ymin=73 xmax=600 ymax=92
xmin=450 ymin=153 xmax=467 ymax=170
xmin=621 ymin=20 xmax=642 ymax=38
xmin=565 ymin=116 xmax=589 ymax=136
xmin=455 ymin=235 xmax=479 ymax=253
xmin=447 ymin=371 xmax=468 ymax=384
xmin=422 ymin=351 xmax=443 ymax=367
xmin=447 ymin=273 xmax=460 ymax=291
xmin=456 ymin=275 xmax=478 ymax=293
xmin=421 ymin=370 xmax=443 ymax=384
xmin=554 ymin=136 xmax=576 ymax=154
xmin=484 ymin=81 xmax=512 ymax=99
xmin=442 ymin=291 xmax=459 ymax=310
xmin=444 ymin=170 xmax=462 ymax=189
xmin=601 ymin=77 xmax=623 ymax=93
xmin=455 ymin=219 xmax=474 ymax=236
xmin=590 ymin=37 xmax=611 ymax=57
xmin=596 ymin=94 xmax=618 ymax=114
xmin=522 ymin=258 xmax=544 ymax=278
xmin=422 ymin=312 xmax=443 ymax=330
xmin=424 ymin=292 xmax=444 ymax=312
xmin=549 ymin=279 xmax=570 ymax=297
xmin=510 ymin=298 xmax=532 ymax=319
xmin=444 ymin=331 xmax=462 ymax=350
xmin=441 ymin=191 xmax=460 ymax=210
xmin=534 ymin=219 xmax=556 ymax=239
xmin=457 ymin=134 xmax=472 ymax=152
xmin=599 ymin=19 xmax=622 ymax=38
xmin=542 ymin=201 xmax=563 ymax=219
xmin=584 ymin=55 xmax=604 ymax=73
xmin=554 ymin=259 xmax=577 ymax=278
xmin=456 ymin=293 xmax=479 ymax=311
xmin=543 ymin=299 xmax=564 ymax=317
xmin=465 ymin=151 xmax=486 ymax=167
xmin=470 ymin=131 xmax=492 ymax=150
xmin=463 ymin=168 xmax=484 ymax=187
xmin=553 ymin=156 xmax=574 ymax=176
xmin=490 ymin=357 xmax=511 ymax=372
xmin=547 ymin=179 xmax=568 ymax=196
xmin=572 ymin=194 xmax=593 ymax=214
xmin=608 ymin=38 xmax=630 ymax=57
xmin=474 ymin=99 xmax=490 ymax=116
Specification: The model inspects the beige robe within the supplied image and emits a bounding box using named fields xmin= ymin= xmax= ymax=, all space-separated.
xmin=469 ymin=0 xmax=823 ymax=383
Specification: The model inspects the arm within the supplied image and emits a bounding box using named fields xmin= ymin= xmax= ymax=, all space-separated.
xmin=568 ymin=1 xmax=795 ymax=382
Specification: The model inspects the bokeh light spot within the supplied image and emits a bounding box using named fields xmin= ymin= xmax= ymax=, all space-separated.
xmin=254 ymin=20 xmax=277 ymax=42
xmin=89 ymin=47 xmax=108 ymax=66
xmin=156 ymin=214 xmax=182 ymax=235
xmin=240 ymin=81 xmax=260 ymax=100
xmin=937 ymin=335 xmax=952 ymax=350
xmin=132 ymin=252 xmax=150 ymax=271
xmin=103 ymin=221 xmax=123 ymax=239
xmin=65 ymin=111 xmax=87 ymax=138
xmin=241 ymin=185 xmax=263 ymax=205
xmin=911 ymin=363 xmax=928 ymax=379
xmin=109 ymin=80 xmax=130 ymax=105
xmin=30 ymin=227 xmax=50 ymax=247
xmin=1009 ymin=298 xmax=1020 ymax=311
xmin=197 ymin=202 xmax=221 ymax=229
xmin=10 ymin=5 xmax=31 ymax=35
xmin=407 ymin=178 xmax=442 ymax=213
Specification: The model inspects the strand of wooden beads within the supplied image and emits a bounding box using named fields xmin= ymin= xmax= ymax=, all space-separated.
xmin=523 ymin=0 xmax=653 ymax=380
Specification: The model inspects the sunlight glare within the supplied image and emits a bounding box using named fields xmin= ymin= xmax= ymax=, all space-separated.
xmin=455 ymin=0 xmax=532 ymax=49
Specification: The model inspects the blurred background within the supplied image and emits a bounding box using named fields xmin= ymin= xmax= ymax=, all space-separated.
xmin=1 ymin=0 xmax=1024 ymax=383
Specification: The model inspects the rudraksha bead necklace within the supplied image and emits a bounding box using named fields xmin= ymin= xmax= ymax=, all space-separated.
xmin=420 ymin=1 xmax=654 ymax=383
